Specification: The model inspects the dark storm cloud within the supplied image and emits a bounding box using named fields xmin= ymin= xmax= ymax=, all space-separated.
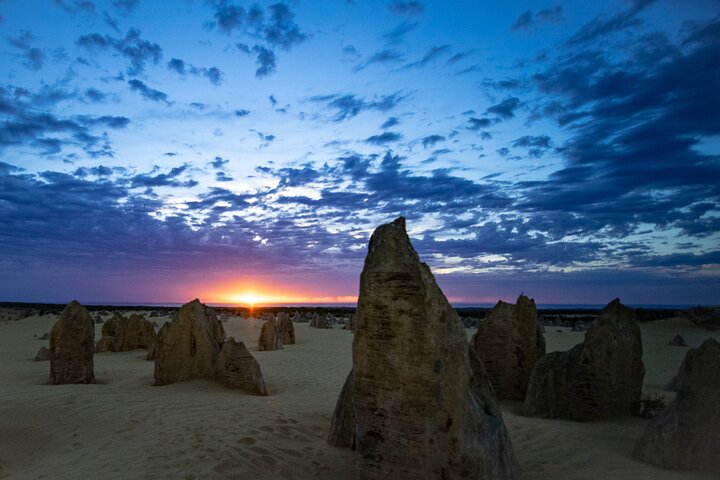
xmin=512 ymin=6 xmax=563 ymax=31
xmin=364 ymin=131 xmax=402 ymax=145
xmin=6 ymin=32 xmax=45 ymax=70
xmin=167 ymin=58 xmax=224 ymax=85
xmin=388 ymin=1 xmax=424 ymax=17
xmin=127 ymin=79 xmax=170 ymax=104
xmin=76 ymin=29 xmax=162 ymax=75
xmin=309 ymin=92 xmax=405 ymax=122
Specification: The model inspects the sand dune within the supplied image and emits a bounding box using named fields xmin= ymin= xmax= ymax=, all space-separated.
xmin=0 ymin=314 xmax=717 ymax=479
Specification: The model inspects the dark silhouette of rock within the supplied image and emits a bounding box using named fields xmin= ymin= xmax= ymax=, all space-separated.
xmin=328 ymin=370 xmax=355 ymax=448
xmin=336 ymin=217 xmax=519 ymax=479
xmin=684 ymin=306 xmax=720 ymax=331
xmin=38 ymin=333 xmax=48 ymax=340
xmin=471 ymin=294 xmax=545 ymax=400
xmin=145 ymin=322 xmax=169 ymax=361
xmin=276 ymin=311 xmax=295 ymax=345
xmin=93 ymin=314 xmax=103 ymax=324
xmin=49 ymin=301 xmax=95 ymax=384
xmin=258 ymin=317 xmax=283 ymax=351
xmin=524 ymin=299 xmax=645 ymax=421
xmin=667 ymin=334 xmax=687 ymax=347
xmin=96 ymin=313 xmax=157 ymax=352
xmin=309 ymin=313 xmax=331 ymax=329
xmin=343 ymin=314 xmax=355 ymax=331
xmin=34 ymin=346 xmax=50 ymax=361
xmin=153 ymin=299 xmax=226 ymax=386
xmin=633 ymin=339 xmax=720 ymax=473
xmin=217 ymin=337 xmax=268 ymax=395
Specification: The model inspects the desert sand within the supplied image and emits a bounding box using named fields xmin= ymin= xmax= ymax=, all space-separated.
xmin=0 ymin=312 xmax=718 ymax=479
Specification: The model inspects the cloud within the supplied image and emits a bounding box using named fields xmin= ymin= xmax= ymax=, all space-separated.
xmin=382 ymin=21 xmax=418 ymax=43
xmin=113 ymin=0 xmax=138 ymax=14
xmin=127 ymin=79 xmax=170 ymax=104
xmin=209 ymin=156 xmax=229 ymax=169
xmin=6 ymin=32 xmax=45 ymax=70
xmin=215 ymin=171 xmax=234 ymax=182
xmin=364 ymin=131 xmax=403 ymax=145
xmin=355 ymin=49 xmax=404 ymax=71
xmin=381 ymin=117 xmax=400 ymax=129
xmin=466 ymin=117 xmax=492 ymax=130
xmin=511 ymin=135 xmax=553 ymax=158
xmin=77 ymin=28 xmax=162 ymax=75
xmin=388 ymin=1 xmax=424 ymax=17
xmin=234 ymin=109 xmax=250 ymax=117
xmin=53 ymin=0 xmax=96 ymax=15
xmin=404 ymin=44 xmax=451 ymax=68
xmin=167 ymin=58 xmax=224 ymax=85
xmin=486 ymin=97 xmax=521 ymax=120
xmin=566 ymin=0 xmax=656 ymax=45
xmin=421 ymin=134 xmax=444 ymax=148
xmin=512 ymin=6 xmax=563 ymax=31
xmin=309 ymin=92 xmax=405 ymax=122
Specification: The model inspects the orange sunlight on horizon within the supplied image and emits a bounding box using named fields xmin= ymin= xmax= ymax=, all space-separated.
xmin=197 ymin=279 xmax=358 ymax=306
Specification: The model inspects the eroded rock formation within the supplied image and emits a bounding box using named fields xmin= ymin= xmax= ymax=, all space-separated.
xmin=96 ymin=313 xmax=157 ymax=352
xmin=330 ymin=217 xmax=519 ymax=479
xmin=153 ymin=299 xmax=226 ymax=386
xmin=471 ymin=294 xmax=545 ymax=400
xmin=217 ymin=337 xmax=268 ymax=395
xmin=524 ymin=298 xmax=645 ymax=421
xmin=276 ymin=311 xmax=295 ymax=345
xmin=258 ymin=317 xmax=283 ymax=351
xmin=633 ymin=338 xmax=720 ymax=473
xmin=49 ymin=301 xmax=95 ymax=384
xmin=34 ymin=346 xmax=50 ymax=361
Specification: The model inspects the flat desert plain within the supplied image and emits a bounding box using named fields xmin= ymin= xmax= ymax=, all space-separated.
xmin=1 ymin=313 xmax=718 ymax=479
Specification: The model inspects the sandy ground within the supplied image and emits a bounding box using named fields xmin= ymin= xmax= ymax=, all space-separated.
xmin=1 ymin=314 xmax=718 ymax=479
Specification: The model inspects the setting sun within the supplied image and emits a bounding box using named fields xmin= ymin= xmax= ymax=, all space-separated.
xmin=229 ymin=292 xmax=265 ymax=306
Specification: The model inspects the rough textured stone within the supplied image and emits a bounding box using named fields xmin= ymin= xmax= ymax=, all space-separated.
xmin=153 ymin=299 xmax=226 ymax=386
xmin=524 ymin=298 xmax=645 ymax=421
xmin=471 ymin=294 xmax=545 ymax=400
xmin=34 ymin=346 xmax=50 ymax=361
xmin=217 ymin=337 xmax=268 ymax=395
xmin=258 ymin=318 xmax=283 ymax=351
xmin=276 ymin=311 xmax=295 ymax=345
xmin=346 ymin=217 xmax=519 ymax=480
xmin=309 ymin=313 xmax=331 ymax=329
xmin=96 ymin=313 xmax=157 ymax=352
xmin=328 ymin=370 xmax=356 ymax=448
xmin=49 ymin=301 xmax=95 ymax=384
xmin=667 ymin=334 xmax=687 ymax=347
xmin=343 ymin=314 xmax=355 ymax=331
xmin=633 ymin=338 xmax=720 ymax=473
xmin=146 ymin=322 xmax=169 ymax=361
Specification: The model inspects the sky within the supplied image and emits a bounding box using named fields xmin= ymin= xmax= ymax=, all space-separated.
xmin=0 ymin=0 xmax=719 ymax=306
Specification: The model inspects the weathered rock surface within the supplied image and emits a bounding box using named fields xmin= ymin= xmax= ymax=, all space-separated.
xmin=34 ymin=346 xmax=50 ymax=361
xmin=684 ymin=306 xmax=720 ymax=331
xmin=49 ymin=301 xmax=95 ymax=384
xmin=471 ymin=294 xmax=545 ymax=400
xmin=153 ymin=299 xmax=226 ymax=386
xmin=667 ymin=334 xmax=687 ymax=347
xmin=258 ymin=318 xmax=283 ymax=351
xmin=276 ymin=311 xmax=295 ymax=345
xmin=96 ymin=313 xmax=157 ymax=352
xmin=309 ymin=313 xmax=330 ymax=329
xmin=146 ymin=322 xmax=169 ymax=361
xmin=524 ymin=298 xmax=645 ymax=421
xmin=327 ymin=370 xmax=355 ymax=448
xmin=217 ymin=337 xmax=268 ymax=395
xmin=633 ymin=338 xmax=720 ymax=473
xmin=338 ymin=217 xmax=519 ymax=480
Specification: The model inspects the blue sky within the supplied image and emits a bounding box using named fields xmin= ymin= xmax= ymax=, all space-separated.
xmin=0 ymin=0 xmax=719 ymax=305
